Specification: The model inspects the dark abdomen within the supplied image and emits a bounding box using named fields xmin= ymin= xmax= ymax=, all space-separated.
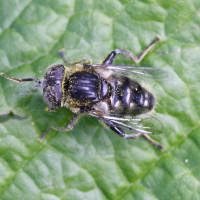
xmin=110 ymin=76 xmax=155 ymax=115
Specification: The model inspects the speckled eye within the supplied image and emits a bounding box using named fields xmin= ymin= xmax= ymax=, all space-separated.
xmin=43 ymin=64 xmax=65 ymax=111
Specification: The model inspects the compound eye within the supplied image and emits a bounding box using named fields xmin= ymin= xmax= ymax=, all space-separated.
xmin=43 ymin=85 xmax=62 ymax=111
xmin=45 ymin=64 xmax=65 ymax=81
xmin=43 ymin=64 xmax=65 ymax=111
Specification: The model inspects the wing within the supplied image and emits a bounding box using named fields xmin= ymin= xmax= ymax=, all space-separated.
xmin=89 ymin=112 xmax=163 ymax=136
xmin=93 ymin=64 xmax=172 ymax=82
xmin=104 ymin=114 xmax=163 ymax=135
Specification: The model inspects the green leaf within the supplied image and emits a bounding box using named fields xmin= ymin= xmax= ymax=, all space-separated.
xmin=0 ymin=0 xmax=200 ymax=199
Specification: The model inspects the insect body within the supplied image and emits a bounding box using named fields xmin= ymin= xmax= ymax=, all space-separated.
xmin=1 ymin=36 xmax=164 ymax=150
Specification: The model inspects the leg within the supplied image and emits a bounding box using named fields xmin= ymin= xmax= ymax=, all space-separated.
xmin=59 ymin=49 xmax=91 ymax=65
xmin=143 ymin=134 xmax=164 ymax=151
xmin=102 ymin=36 xmax=161 ymax=64
xmin=1 ymin=73 xmax=41 ymax=89
xmin=38 ymin=111 xmax=81 ymax=141
xmin=104 ymin=118 xmax=147 ymax=139
xmin=1 ymin=73 xmax=37 ymax=83
xmin=103 ymin=118 xmax=164 ymax=150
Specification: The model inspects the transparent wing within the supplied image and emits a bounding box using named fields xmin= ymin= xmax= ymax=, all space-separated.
xmin=94 ymin=64 xmax=171 ymax=82
xmin=89 ymin=112 xmax=163 ymax=136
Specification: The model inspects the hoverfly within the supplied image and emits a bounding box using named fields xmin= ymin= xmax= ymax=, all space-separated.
xmin=1 ymin=36 xmax=164 ymax=150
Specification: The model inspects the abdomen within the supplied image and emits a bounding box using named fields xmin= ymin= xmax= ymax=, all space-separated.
xmin=110 ymin=75 xmax=155 ymax=115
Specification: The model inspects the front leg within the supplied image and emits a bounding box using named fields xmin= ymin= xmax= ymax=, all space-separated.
xmin=38 ymin=111 xmax=81 ymax=141
xmin=59 ymin=49 xmax=92 ymax=65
